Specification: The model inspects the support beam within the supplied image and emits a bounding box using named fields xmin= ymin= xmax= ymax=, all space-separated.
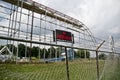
xmin=0 ymin=36 xmax=119 ymax=54
xmin=2 ymin=0 xmax=83 ymax=28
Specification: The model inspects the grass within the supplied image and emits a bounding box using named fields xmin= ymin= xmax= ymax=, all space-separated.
xmin=101 ymin=58 xmax=120 ymax=80
xmin=0 ymin=59 xmax=105 ymax=80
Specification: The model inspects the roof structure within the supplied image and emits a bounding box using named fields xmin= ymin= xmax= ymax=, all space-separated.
xmin=3 ymin=0 xmax=85 ymax=29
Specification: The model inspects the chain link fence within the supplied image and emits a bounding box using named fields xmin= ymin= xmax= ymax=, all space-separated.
xmin=0 ymin=0 xmax=120 ymax=80
xmin=0 ymin=45 xmax=120 ymax=80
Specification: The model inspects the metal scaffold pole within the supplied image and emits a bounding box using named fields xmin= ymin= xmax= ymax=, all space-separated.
xmin=16 ymin=0 xmax=23 ymax=63
xmin=29 ymin=2 xmax=35 ymax=62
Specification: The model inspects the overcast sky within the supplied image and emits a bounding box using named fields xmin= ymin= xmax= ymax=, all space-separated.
xmin=33 ymin=0 xmax=120 ymax=47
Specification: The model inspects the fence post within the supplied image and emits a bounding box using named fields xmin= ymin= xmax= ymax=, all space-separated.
xmin=96 ymin=50 xmax=99 ymax=80
xmin=65 ymin=47 xmax=70 ymax=80
xmin=96 ymin=40 xmax=105 ymax=80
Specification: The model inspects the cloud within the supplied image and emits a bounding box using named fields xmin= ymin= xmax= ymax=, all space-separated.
xmin=0 ymin=0 xmax=120 ymax=50
xmin=33 ymin=0 xmax=120 ymax=47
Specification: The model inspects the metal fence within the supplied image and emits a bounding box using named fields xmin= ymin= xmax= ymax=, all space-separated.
xmin=0 ymin=46 xmax=120 ymax=80
xmin=0 ymin=0 xmax=120 ymax=80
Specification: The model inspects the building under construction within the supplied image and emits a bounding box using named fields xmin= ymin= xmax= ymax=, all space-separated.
xmin=0 ymin=0 xmax=120 ymax=80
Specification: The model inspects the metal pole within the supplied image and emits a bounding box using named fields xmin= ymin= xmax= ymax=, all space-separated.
xmin=16 ymin=0 xmax=23 ymax=64
xmin=25 ymin=10 xmax=30 ymax=62
xmin=39 ymin=14 xmax=42 ymax=62
xmin=96 ymin=40 xmax=105 ymax=80
xmin=29 ymin=2 xmax=34 ymax=62
xmin=96 ymin=50 xmax=99 ymax=80
xmin=65 ymin=47 xmax=70 ymax=80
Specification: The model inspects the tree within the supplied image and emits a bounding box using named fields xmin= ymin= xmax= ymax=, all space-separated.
xmin=48 ymin=46 xmax=56 ymax=58
xmin=74 ymin=50 xmax=81 ymax=58
xmin=40 ymin=48 xmax=48 ymax=58
xmin=56 ymin=47 xmax=62 ymax=58
xmin=26 ymin=46 xmax=30 ymax=57
xmin=18 ymin=43 xmax=25 ymax=58
xmin=86 ymin=50 xmax=90 ymax=58
xmin=40 ymin=48 xmax=44 ymax=58
xmin=31 ymin=46 xmax=39 ymax=57
xmin=99 ymin=53 xmax=106 ymax=60
xmin=75 ymin=49 xmax=90 ymax=58
xmin=80 ymin=49 xmax=85 ymax=58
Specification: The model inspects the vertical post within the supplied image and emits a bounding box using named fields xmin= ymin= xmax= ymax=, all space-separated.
xmin=71 ymin=42 xmax=74 ymax=60
xmin=96 ymin=50 xmax=99 ymax=80
xmin=55 ymin=46 xmax=57 ymax=62
xmin=38 ymin=46 xmax=41 ymax=63
xmin=65 ymin=47 xmax=70 ymax=80
xmin=85 ymin=50 xmax=87 ymax=59
xmin=96 ymin=40 xmax=105 ymax=80
xmin=16 ymin=0 xmax=23 ymax=64
xmin=39 ymin=14 xmax=42 ymax=62
xmin=25 ymin=10 xmax=30 ymax=62
xmin=44 ymin=47 xmax=46 ymax=63
xmin=109 ymin=35 xmax=115 ymax=60
xmin=29 ymin=2 xmax=34 ymax=62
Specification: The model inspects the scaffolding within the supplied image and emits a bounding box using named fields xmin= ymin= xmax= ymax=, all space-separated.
xmin=0 ymin=0 xmax=120 ymax=80
xmin=0 ymin=0 xmax=97 ymax=49
xmin=0 ymin=0 xmax=120 ymax=59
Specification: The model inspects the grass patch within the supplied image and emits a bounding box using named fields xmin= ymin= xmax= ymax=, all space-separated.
xmin=101 ymin=59 xmax=120 ymax=80
xmin=0 ymin=59 xmax=105 ymax=80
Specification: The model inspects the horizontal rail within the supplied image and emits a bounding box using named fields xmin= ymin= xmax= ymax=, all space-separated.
xmin=2 ymin=0 xmax=83 ymax=29
xmin=0 ymin=36 xmax=120 ymax=54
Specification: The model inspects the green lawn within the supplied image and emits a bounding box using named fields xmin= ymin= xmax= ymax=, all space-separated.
xmin=101 ymin=59 xmax=120 ymax=80
xmin=0 ymin=60 xmax=105 ymax=80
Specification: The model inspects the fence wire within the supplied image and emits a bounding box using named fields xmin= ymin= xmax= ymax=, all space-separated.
xmin=0 ymin=46 xmax=120 ymax=80
xmin=0 ymin=0 xmax=120 ymax=80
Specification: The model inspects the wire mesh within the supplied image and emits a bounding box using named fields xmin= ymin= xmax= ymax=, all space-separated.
xmin=0 ymin=0 xmax=96 ymax=50
xmin=100 ymin=53 xmax=120 ymax=80
xmin=0 ymin=0 xmax=120 ymax=80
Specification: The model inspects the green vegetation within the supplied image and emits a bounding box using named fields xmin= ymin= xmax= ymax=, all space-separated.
xmin=0 ymin=60 xmax=104 ymax=80
xmin=74 ymin=49 xmax=90 ymax=58
xmin=0 ymin=43 xmax=90 ymax=60
xmin=99 ymin=53 xmax=107 ymax=60
xmin=101 ymin=58 xmax=120 ymax=80
xmin=1 ymin=58 xmax=119 ymax=80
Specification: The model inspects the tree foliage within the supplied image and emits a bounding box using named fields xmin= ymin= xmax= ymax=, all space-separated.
xmin=75 ymin=49 xmax=90 ymax=58
xmin=31 ymin=46 xmax=39 ymax=57
xmin=0 ymin=43 xmax=90 ymax=59
xmin=18 ymin=43 xmax=25 ymax=58
xmin=48 ymin=46 xmax=56 ymax=58
xmin=99 ymin=53 xmax=106 ymax=60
